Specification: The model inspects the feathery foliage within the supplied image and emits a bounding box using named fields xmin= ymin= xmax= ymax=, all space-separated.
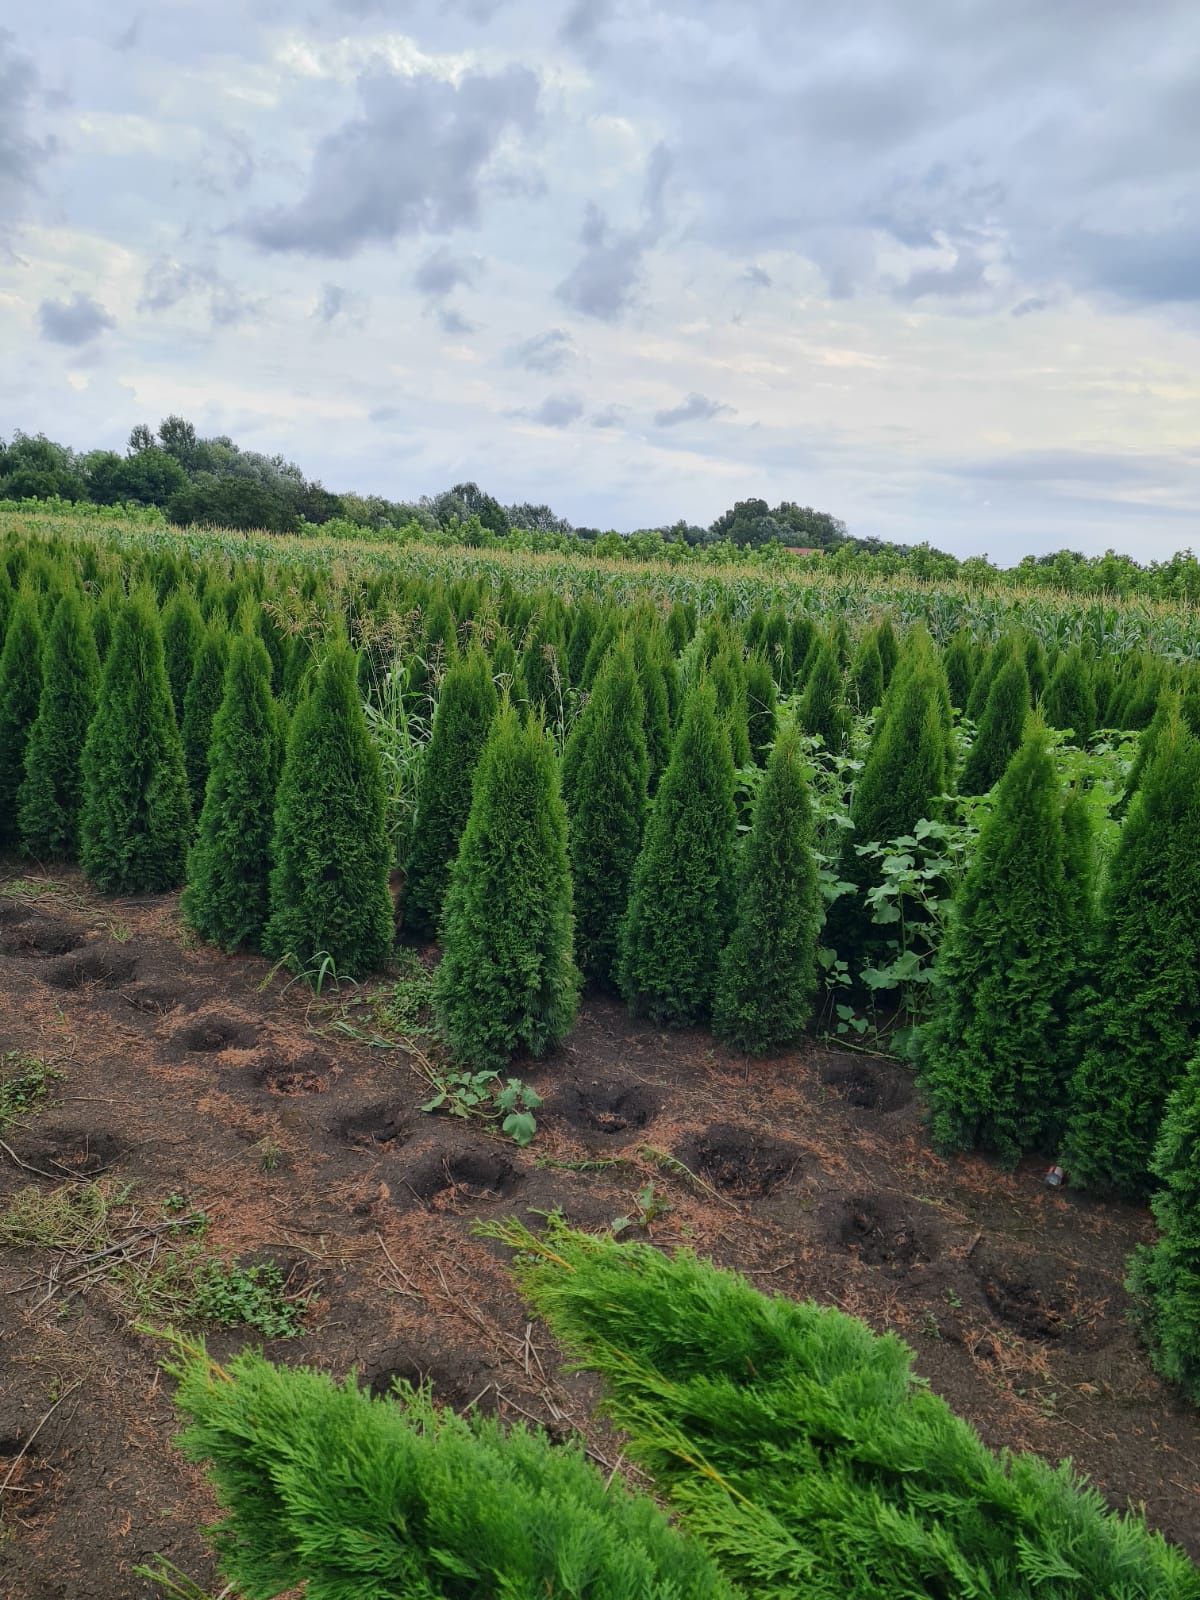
xmin=0 ymin=592 xmax=45 ymax=849
xmin=959 ymin=654 xmax=1030 ymax=794
xmin=180 ymin=624 xmax=230 ymax=820
xmin=18 ymin=590 xmax=99 ymax=859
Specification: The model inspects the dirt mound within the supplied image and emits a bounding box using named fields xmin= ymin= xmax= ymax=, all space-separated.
xmin=680 ymin=1123 xmax=801 ymax=1196
xmin=42 ymin=945 xmax=138 ymax=991
xmin=820 ymin=1059 xmax=914 ymax=1113
xmin=175 ymin=1017 xmax=257 ymax=1053
xmin=839 ymin=1195 xmax=932 ymax=1271
xmin=403 ymin=1148 xmax=522 ymax=1207
xmin=556 ymin=1080 xmax=658 ymax=1137
xmin=338 ymin=1103 xmax=411 ymax=1148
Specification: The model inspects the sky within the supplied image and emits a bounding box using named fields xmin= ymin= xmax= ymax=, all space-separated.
xmin=2 ymin=0 xmax=1199 ymax=560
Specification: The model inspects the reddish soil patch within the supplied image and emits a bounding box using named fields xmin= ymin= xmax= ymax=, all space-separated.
xmin=0 ymin=862 xmax=1197 ymax=1599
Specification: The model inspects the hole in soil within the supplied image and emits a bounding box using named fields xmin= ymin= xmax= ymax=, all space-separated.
xmin=0 ymin=918 xmax=86 ymax=958
xmin=979 ymin=1274 xmax=1068 ymax=1341
xmin=365 ymin=1348 xmax=493 ymax=1412
xmin=42 ymin=946 xmax=138 ymax=991
xmin=682 ymin=1123 xmax=801 ymax=1197
xmin=339 ymin=1103 xmax=411 ymax=1148
xmin=124 ymin=980 xmax=189 ymax=1015
xmin=820 ymin=1060 xmax=913 ymax=1113
xmin=839 ymin=1196 xmax=931 ymax=1270
xmin=176 ymin=1018 xmax=257 ymax=1053
xmin=256 ymin=1051 xmax=337 ymax=1096
xmin=33 ymin=1129 xmax=127 ymax=1176
xmin=404 ymin=1149 xmax=521 ymax=1206
xmin=559 ymin=1081 xmax=658 ymax=1136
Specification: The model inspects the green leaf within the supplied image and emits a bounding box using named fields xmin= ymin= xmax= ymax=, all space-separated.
xmin=502 ymin=1110 xmax=537 ymax=1147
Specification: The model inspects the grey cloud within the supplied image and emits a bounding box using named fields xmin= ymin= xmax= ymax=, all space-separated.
xmin=139 ymin=258 xmax=259 ymax=327
xmin=557 ymin=142 xmax=671 ymax=321
xmin=894 ymin=247 xmax=989 ymax=302
xmin=414 ymin=246 xmax=480 ymax=298
xmin=437 ymin=306 xmax=477 ymax=334
xmin=113 ymin=14 xmax=142 ymax=51
xmin=953 ymin=449 xmax=1174 ymax=487
xmin=741 ymin=265 xmax=771 ymax=288
xmin=653 ymin=392 xmax=732 ymax=427
xmin=591 ymin=404 xmax=625 ymax=428
xmin=314 ymin=282 xmax=367 ymax=323
xmin=38 ymin=292 xmax=115 ymax=345
xmin=241 ymin=64 xmax=539 ymax=258
xmin=0 ymin=33 xmax=50 ymax=225
xmin=1011 ymin=295 xmax=1047 ymax=317
xmin=530 ymin=392 xmax=585 ymax=427
xmin=509 ymin=328 xmax=575 ymax=374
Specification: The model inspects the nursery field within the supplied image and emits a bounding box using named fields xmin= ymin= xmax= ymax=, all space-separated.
xmin=2 ymin=503 xmax=1200 ymax=1597
xmin=0 ymin=865 xmax=1197 ymax=1598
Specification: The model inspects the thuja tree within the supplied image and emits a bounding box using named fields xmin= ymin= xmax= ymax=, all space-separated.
xmin=182 ymin=632 xmax=285 ymax=952
xmin=714 ymin=723 xmax=822 ymax=1054
xmin=160 ymin=589 xmax=204 ymax=721
xmin=79 ymin=592 xmax=191 ymax=893
xmin=959 ymin=654 xmax=1030 ymax=794
xmin=874 ymin=615 xmax=899 ymax=687
xmin=0 ymin=592 xmax=44 ymax=849
xmin=181 ymin=623 xmax=230 ymax=820
xmin=1127 ymin=1049 xmax=1200 ymax=1406
xmin=851 ymin=632 xmax=883 ymax=715
xmin=1044 ymin=647 xmax=1097 ymax=743
xmin=942 ymin=628 xmax=979 ymax=712
xmin=709 ymin=646 xmax=752 ymax=767
xmin=620 ymin=684 xmax=737 ymax=1026
xmin=561 ymin=640 xmax=649 ymax=988
xmin=402 ymin=646 xmax=498 ymax=940
xmin=168 ymin=1344 xmax=736 ymax=1600
xmin=264 ymin=643 xmax=394 ymax=979
xmin=1064 ymin=713 xmax=1200 ymax=1197
xmin=434 ymin=705 xmax=579 ymax=1067
xmin=744 ymin=653 xmax=777 ymax=766
xmin=630 ymin=627 xmax=672 ymax=789
xmin=849 ymin=630 xmax=952 ymax=850
xmin=917 ymin=721 xmax=1082 ymax=1165
xmin=18 ymin=591 xmax=100 ymax=859
xmin=798 ymin=637 xmax=850 ymax=753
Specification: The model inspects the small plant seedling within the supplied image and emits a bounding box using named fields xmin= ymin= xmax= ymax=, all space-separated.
xmin=420 ymin=1069 xmax=543 ymax=1147
xmin=612 ymin=1183 xmax=671 ymax=1236
xmin=258 ymin=1137 xmax=283 ymax=1172
xmin=0 ymin=1052 xmax=62 ymax=1133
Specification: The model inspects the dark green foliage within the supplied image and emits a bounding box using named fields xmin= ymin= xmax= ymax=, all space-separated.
xmin=798 ymin=638 xmax=850 ymax=752
xmin=1121 ymin=690 xmax=1174 ymax=811
xmin=182 ymin=632 xmax=285 ymax=952
xmin=918 ymin=723 xmax=1081 ymax=1164
xmin=665 ymin=599 xmax=694 ymax=655
xmin=1128 ymin=1050 xmax=1200 ymax=1406
xmin=788 ymin=615 xmax=819 ymax=690
xmin=0 ymin=565 xmax=12 ymax=641
xmin=489 ymin=628 xmax=518 ymax=686
xmin=744 ymin=654 xmax=777 ymax=764
xmin=403 ymin=647 xmax=499 ymax=940
xmin=160 ymin=589 xmax=204 ymax=720
xmin=850 ymin=632 xmax=883 ymax=713
xmin=566 ymin=600 xmax=596 ymax=685
xmin=169 ymin=1344 xmax=737 ymax=1600
xmin=410 ymin=594 xmax=460 ymax=710
xmin=580 ymin=616 xmax=618 ymax=691
xmin=562 ymin=641 xmax=649 ymax=987
xmin=942 ymin=627 xmax=978 ymax=711
xmin=959 ymin=655 xmax=1030 ymax=794
xmin=181 ymin=625 xmax=230 ymax=819
xmin=264 ymin=643 xmax=394 ymax=978
xmin=499 ymin=1220 xmax=1197 ymax=1600
xmin=849 ymin=630 xmax=952 ymax=849
xmin=17 ymin=592 xmax=99 ymax=859
xmin=965 ymin=636 xmax=1010 ymax=722
xmin=79 ymin=592 xmax=191 ymax=893
xmin=629 ymin=628 xmax=672 ymax=789
xmin=874 ymin=615 xmax=899 ymax=686
xmin=620 ymin=686 xmax=737 ymax=1026
xmin=709 ymin=647 xmax=752 ymax=767
xmin=1022 ymin=630 xmax=1049 ymax=702
xmin=434 ymin=706 xmax=579 ymax=1067
xmin=760 ymin=608 xmax=791 ymax=689
xmin=1064 ymin=714 xmax=1200 ymax=1197
xmin=713 ymin=725 xmax=821 ymax=1053
xmin=0 ymin=593 xmax=44 ymax=848
xmin=1044 ymin=647 xmax=1097 ymax=742
xmin=1060 ymin=784 xmax=1097 ymax=936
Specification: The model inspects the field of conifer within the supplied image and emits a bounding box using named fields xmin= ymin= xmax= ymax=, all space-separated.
xmin=1 ymin=501 xmax=1198 ymax=1598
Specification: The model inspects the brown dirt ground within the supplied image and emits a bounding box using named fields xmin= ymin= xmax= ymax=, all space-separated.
xmin=0 ymin=862 xmax=1197 ymax=1598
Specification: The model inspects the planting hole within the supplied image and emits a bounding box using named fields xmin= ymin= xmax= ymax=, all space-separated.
xmin=682 ymin=1123 xmax=801 ymax=1197
xmin=405 ymin=1149 xmax=520 ymax=1206
xmin=820 ymin=1060 xmax=913 ymax=1113
xmin=839 ymin=1196 xmax=931 ymax=1271
xmin=0 ymin=918 xmax=86 ymax=958
xmin=32 ymin=1129 xmax=127 ymax=1177
xmin=43 ymin=945 xmax=138 ymax=991
xmin=980 ymin=1274 xmax=1067 ymax=1341
xmin=257 ymin=1051 xmax=336 ymax=1096
xmin=559 ymin=1081 xmax=658 ymax=1137
xmin=176 ymin=1017 xmax=257 ymax=1053
xmin=340 ymin=1103 xmax=410 ymax=1148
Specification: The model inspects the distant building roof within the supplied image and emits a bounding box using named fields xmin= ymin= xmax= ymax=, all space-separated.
xmin=784 ymin=546 xmax=823 ymax=556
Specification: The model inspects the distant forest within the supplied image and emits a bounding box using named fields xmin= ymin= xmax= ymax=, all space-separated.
xmin=4 ymin=417 xmax=1200 ymax=601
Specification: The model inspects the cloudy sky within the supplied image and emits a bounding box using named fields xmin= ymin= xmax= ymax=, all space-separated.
xmin=3 ymin=1 xmax=1199 ymax=558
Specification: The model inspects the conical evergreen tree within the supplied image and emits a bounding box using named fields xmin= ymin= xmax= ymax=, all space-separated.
xmin=798 ymin=638 xmax=850 ymax=751
xmin=160 ymin=590 xmax=204 ymax=721
xmin=0 ymin=593 xmax=44 ymax=849
xmin=874 ymin=616 xmax=899 ymax=687
xmin=403 ymin=647 xmax=499 ymax=940
xmin=788 ymin=615 xmax=818 ymax=691
xmin=1060 ymin=784 xmax=1097 ymax=939
xmin=965 ymin=636 xmax=1011 ymax=723
xmin=744 ymin=654 xmax=778 ymax=765
xmin=709 ymin=648 xmax=752 ymax=767
xmin=713 ymin=724 xmax=822 ymax=1054
xmin=1064 ymin=714 xmax=1200 ymax=1197
xmin=434 ymin=705 xmax=579 ymax=1067
xmin=1127 ymin=1049 xmax=1200 ymax=1406
xmin=79 ymin=592 xmax=191 ymax=893
xmin=851 ymin=633 xmax=884 ymax=715
xmin=629 ymin=628 xmax=672 ymax=791
xmin=619 ymin=685 xmax=737 ymax=1025
xmin=562 ymin=641 xmax=649 ymax=988
xmin=181 ymin=624 xmax=230 ymax=821
xmin=760 ymin=608 xmax=792 ymax=690
xmin=17 ymin=592 xmax=99 ymax=859
xmin=264 ymin=643 xmax=394 ymax=978
xmin=182 ymin=632 xmax=285 ymax=951
xmin=918 ymin=722 xmax=1081 ymax=1164
xmin=1022 ymin=631 xmax=1049 ymax=703
xmin=849 ymin=631 xmax=952 ymax=848
xmin=942 ymin=628 xmax=978 ymax=713
xmin=959 ymin=655 xmax=1030 ymax=794
xmin=1120 ymin=689 xmax=1174 ymax=812
xmin=1043 ymin=647 xmax=1097 ymax=743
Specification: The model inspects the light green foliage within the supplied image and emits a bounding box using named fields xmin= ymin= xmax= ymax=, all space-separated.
xmin=714 ymin=724 xmax=821 ymax=1053
xmin=419 ymin=1067 xmax=543 ymax=1146
xmin=620 ymin=685 xmax=737 ymax=1025
xmin=18 ymin=590 xmax=98 ymax=859
xmin=0 ymin=591 xmax=44 ymax=848
xmin=265 ymin=642 xmax=394 ymax=979
xmin=434 ymin=705 xmax=579 ymax=1067
xmin=562 ymin=640 xmax=649 ymax=987
xmin=494 ymin=1218 xmax=1199 ymax=1600
xmin=168 ymin=1344 xmax=737 ymax=1600
xmin=183 ymin=631 xmax=285 ymax=951
xmin=79 ymin=591 xmax=191 ymax=893
xmin=918 ymin=723 xmax=1082 ymax=1164
xmin=850 ymin=632 xmax=883 ymax=714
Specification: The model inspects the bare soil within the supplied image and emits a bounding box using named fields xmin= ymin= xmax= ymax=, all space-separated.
xmin=0 ymin=863 xmax=1196 ymax=1598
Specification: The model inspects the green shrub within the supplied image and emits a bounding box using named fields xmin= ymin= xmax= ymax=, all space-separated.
xmin=182 ymin=632 xmax=285 ymax=951
xmin=18 ymin=591 xmax=100 ymax=860
xmin=562 ymin=640 xmax=649 ymax=988
xmin=79 ymin=592 xmax=191 ymax=893
xmin=403 ymin=646 xmax=498 ymax=940
xmin=960 ymin=654 xmax=1030 ymax=794
xmin=714 ymin=723 xmax=821 ymax=1053
xmin=797 ymin=636 xmax=850 ymax=753
xmin=744 ymin=653 xmax=777 ymax=765
xmin=620 ymin=684 xmax=737 ymax=1025
xmin=942 ymin=627 xmax=979 ymax=712
xmin=0 ymin=591 xmax=44 ymax=849
xmin=1043 ymin=646 xmax=1097 ymax=743
xmin=180 ymin=623 xmax=230 ymax=820
xmin=160 ymin=589 xmax=204 ymax=720
xmin=167 ymin=1343 xmax=738 ymax=1600
xmin=849 ymin=628 xmax=952 ymax=849
xmin=435 ymin=705 xmax=578 ymax=1067
xmin=850 ymin=631 xmax=883 ymax=714
xmin=264 ymin=642 xmax=394 ymax=979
